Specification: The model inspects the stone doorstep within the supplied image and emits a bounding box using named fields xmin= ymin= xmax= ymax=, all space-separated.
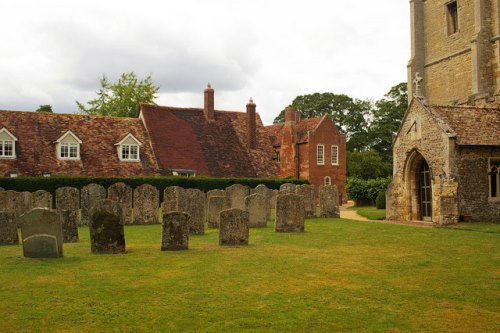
xmin=347 ymin=218 xmax=435 ymax=228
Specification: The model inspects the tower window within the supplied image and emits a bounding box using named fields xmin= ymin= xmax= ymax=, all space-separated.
xmin=447 ymin=1 xmax=458 ymax=35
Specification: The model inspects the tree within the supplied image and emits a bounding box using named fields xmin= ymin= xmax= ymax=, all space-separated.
xmin=76 ymin=72 xmax=159 ymax=117
xmin=346 ymin=150 xmax=392 ymax=180
xmin=36 ymin=105 xmax=53 ymax=113
xmin=368 ymin=82 xmax=408 ymax=161
xmin=273 ymin=93 xmax=373 ymax=151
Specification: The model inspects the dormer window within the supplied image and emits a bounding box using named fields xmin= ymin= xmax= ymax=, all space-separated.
xmin=55 ymin=130 xmax=81 ymax=160
xmin=116 ymin=133 xmax=142 ymax=162
xmin=0 ymin=128 xmax=18 ymax=159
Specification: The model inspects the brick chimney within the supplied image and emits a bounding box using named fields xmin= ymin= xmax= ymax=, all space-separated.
xmin=284 ymin=107 xmax=300 ymax=123
xmin=246 ymin=98 xmax=257 ymax=149
xmin=204 ymin=83 xmax=214 ymax=121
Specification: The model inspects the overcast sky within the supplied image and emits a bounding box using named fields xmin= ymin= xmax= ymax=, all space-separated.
xmin=0 ymin=0 xmax=409 ymax=125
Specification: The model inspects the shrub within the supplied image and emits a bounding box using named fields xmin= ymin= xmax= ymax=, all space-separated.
xmin=347 ymin=177 xmax=391 ymax=204
xmin=376 ymin=191 xmax=386 ymax=209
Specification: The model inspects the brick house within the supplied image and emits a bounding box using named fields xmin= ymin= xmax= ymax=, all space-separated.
xmin=386 ymin=0 xmax=500 ymax=223
xmin=265 ymin=107 xmax=347 ymax=203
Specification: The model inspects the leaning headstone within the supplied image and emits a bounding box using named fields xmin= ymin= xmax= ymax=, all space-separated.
xmin=297 ymin=184 xmax=316 ymax=218
xmin=219 ymin=208 xmax=249 ymax=246
xmin=133 ymin=184 xmax=159 ymax=225
xmin=108 ymin=182 xmax=133 ymax=225
xmin=163 ymin=186 xmax=205 ymax=234
xmin=55 ymin=187 xmax=80 ymax=211
xmin=254 ymin=184 xmax=272 ymax=218
xmin=81 ymin=183 xmax=107 ymax=226
xmin=225 ymin=184 xmax=250 ymax=210
xmin=319 ymin=185 xmax=340 ymax=218
xmin=89 ymin=199 xmax=125 ymax=254
xmin=279 ymin=183 xmax=297 ymax=194
xmin=161 ymin=211 xmax=190 ymax=251
xmin=207 ymin=195 xmax=230 ymax=228
xmin=60 ymin=210 xmax=79 ymax=243
xmin=0 ymin=211 xmax=19 ymax=245
xmin=245 ymin=193 xmax=268 ymax=228
xmin=32 ymin=190 xmax=52 ymax=209
xmin=19 ymin=208 xmax=64 ymax=258
xmin=275 ymin=193 xmax=305 ymax=232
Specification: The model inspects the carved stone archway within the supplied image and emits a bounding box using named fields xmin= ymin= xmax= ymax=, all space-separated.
xmin=403 ymin=149 xmax=433 ymax=221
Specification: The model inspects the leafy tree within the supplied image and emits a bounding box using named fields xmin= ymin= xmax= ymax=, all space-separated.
xmin=368 ymin=82 xmax=408 ymax=161
xmin=36 ymin=105 xmax=53 ymax=113
xmin=273 ymin=93 xmax=373 ymax=151
xmin=76 ymin=72 xmax=159 ymax=117
xmin=346 ymin=150 xmax=392 ymax=180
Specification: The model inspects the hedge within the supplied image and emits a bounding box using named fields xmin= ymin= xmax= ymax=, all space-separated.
xmin=0 ymin=176 xmax=308 ymax=202
xmin=347 ymin=177 xmax=391 ymax=204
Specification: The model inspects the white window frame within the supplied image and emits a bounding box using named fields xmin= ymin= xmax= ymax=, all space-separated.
xmin=55 ymin=130 xmax=82 ymax=161
xmin=0 ymin=128 xmax=18 ymax=159
xmin=115 ymin=133 xmax=142 ymax=162
xmin=489 ymin=158 xmax=500 ymax=201
xmin=317 ymin=144 xmax=325 ymax=165
xmin=331 ymin=145 xmax=339 ymax=165
xmin=324 ymin=176 xmax=331 ymax=186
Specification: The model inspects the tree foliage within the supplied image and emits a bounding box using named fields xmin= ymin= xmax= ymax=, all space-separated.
xmin=36 ymin=105 xmax=53 ymax=113
xmin=347 ymin=150 xmax=392 ymax=180
xmin=76 ymin=72 xmax=159 ymax=118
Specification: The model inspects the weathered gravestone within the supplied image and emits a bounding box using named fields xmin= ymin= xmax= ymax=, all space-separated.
xmin=207 ymin=195 xmax=230 ymax=228
xmin=0 ymin=211 xmax=19 ymax=245
xmin=133 ymin=184 xmax=159 ymax=225
xmin=296 ymin=184 xmax=316 ymax=218
xmin=161 ymin=211 xmax=190 ymax=251
xmin=219 ymin=208 xmax=249 ymax=246
xmin=207 ymin=189 xmax=226 ymax=201
xmin=245 ymin=193 xmax=268 ymax=228
xmin=18 ymin=192 xmax=34 ymax=218
xmin=225 ymin=184 xmax=250 ymax=210
xmin=163 ymin=186 xmax=205 ymax=234
xmin=81 ymin=183 xmax=107 ymax=226
xmin=254 ymin=184 xmax=272 ymax=219
xmin=32 ymin=190 xmax=52 ymax=209
xmin=108 ymin=182 xmax=133 ymax=225
xmin=279 ymin=183 xmax=297 ymax=194
xmin=270 ymin=190 xmax=279 ymax=210
xmin=56 ymin=187 xmax=80 ymax=211
xmin=319 ymin=185 xmax=340 ymax=218
xmin=275 ymin=193 xmax=305 ymax=232
xmin=89 ymin=199 xmax=125 ymax=254
xmin=60 ymin=210 xmax=79 ymax=243
xmin=1 ymin=191 xmax=24 ymax=226
xmin=19 ymin=208 xmax=64 ymax=258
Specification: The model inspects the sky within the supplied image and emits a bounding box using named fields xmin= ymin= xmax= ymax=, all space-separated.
xmin=0 ymin=0 xmax=410 ymax=125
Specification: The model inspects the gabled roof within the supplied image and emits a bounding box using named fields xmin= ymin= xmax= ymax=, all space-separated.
xmin=0 ymin=110 xmax=159 ymax=176
xmin=115 ymin=133 xmax=143 ymax=146
xmin=264 ymin=117 xmax=324 ymax=146
xmin=55 ymin=130 xmax=82 ymax=144
xmin=0 ymin=127 xmax=18 ymax=141
xmin=139 ymin=104 xmax=278 ymax=178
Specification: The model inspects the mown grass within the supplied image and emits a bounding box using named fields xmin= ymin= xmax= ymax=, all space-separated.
xmin=0 ymin=219 xmax=499 ymax=332
xmin=349 ymin=205 xmax=386 ymax=220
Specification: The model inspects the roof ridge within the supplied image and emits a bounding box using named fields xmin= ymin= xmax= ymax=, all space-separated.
xmin=0 ymin=109 xmax=141 ymax=121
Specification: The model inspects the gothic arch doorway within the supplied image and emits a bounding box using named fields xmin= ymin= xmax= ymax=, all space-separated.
xmin=418 ymin=160 xmax=432 ymax=221
xmin=404 ymin=150 xmax=433 ymax=221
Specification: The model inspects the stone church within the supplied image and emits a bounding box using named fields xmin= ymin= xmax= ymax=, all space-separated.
xmin=387 ymin=0 xmax=500 ymax=223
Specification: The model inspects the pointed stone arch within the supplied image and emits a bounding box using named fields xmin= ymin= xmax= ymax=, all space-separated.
xmin=403 ymin=149 xmax=433 ymax=221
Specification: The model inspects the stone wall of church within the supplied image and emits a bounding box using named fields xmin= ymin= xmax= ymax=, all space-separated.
xmin=456 ymin=147 xmax=500 ymax=222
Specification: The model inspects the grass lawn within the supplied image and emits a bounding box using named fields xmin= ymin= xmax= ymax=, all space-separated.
xmin=0 ymin=219 xmax=499 ymax=332
xmin=349 ymin=205 xmax=386 ymax=220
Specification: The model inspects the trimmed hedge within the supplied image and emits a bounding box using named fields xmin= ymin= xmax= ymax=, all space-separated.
xmin=0 ymin=176 xmax=308 ymax=202
xmin=347 ymin=177 xmax=391 ymax=204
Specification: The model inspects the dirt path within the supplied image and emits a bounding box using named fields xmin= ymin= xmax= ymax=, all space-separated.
xmin=339 ymin=201 xmax=372 ymax=221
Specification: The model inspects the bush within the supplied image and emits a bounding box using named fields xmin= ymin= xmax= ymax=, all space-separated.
xmin=347 ymin=177 xmax=391 ymax=204
xmin=376 ymin=191 xmax=386 ymax=209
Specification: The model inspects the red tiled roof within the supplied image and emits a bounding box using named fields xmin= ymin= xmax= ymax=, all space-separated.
xmin=431 ymin=105 xmax=500 ymax=146
xmin=0 ymin=110 xmax=159 ymax=176
xmin=264 ymin=117 xmax=323 ymax=146
xmin=139 ymin=104 xmax=278 ymax=178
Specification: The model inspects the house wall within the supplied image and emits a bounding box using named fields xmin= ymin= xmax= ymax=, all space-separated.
xmin=456 ymin=147 xmax=500 ymax=221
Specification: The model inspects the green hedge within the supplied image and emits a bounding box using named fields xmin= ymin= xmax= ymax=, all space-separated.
xmin=347 ymin=177 xmax=391 ymax=204
xmin=0 ymin=176 xmax=308 ymax=201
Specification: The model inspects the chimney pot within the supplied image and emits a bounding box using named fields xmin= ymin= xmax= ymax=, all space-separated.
xmin=204 ymin=84 xmax=215 ymax=121
xmin=246 ymin=98 xmax=257 ymax=149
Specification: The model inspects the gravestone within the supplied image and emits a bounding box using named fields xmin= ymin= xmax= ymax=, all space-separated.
xmin=81 ymin=183 xmax=107 ymax=226
xmin=19 ymin=208 xmax=64 ymax=258
xmin=163 ymin=187 xmax=205 ymax=234
xmin=207 ymin=195 xmax=230 ymax=228
xmin=133 ymin=184 xmax=159 ymax=225
xmin=207 ymin=189 xmax=226 ymax=201
xmin=2 ymin=191 xmax=24 ymax=226
xmin=225 ymin=184 xmax=250 ymax=210
xmin=319 ymin=185 xmax=340 ymax=218
xmin=0 ymin=211 xmax=19 ymax=245
xmin=275 ymin=193 xmax=305 ymax=232
xmin=60 ymin=210 xmax=79 ymax=243
xmin=108 ymin=182 xmax=133 ymax=225
xmin=55 ymin=187 xmax=80 ymax=211
xmin=219 ymin=208 xmax=249 ymax=246
xmin=270 ymin=190 xmax=279 ymax=210
xmin=245 ymin=193 xmax=268 ymax=228
xmin=297 ymin=184 xmax=316 ymax=218
xmin=32 ymin=190 xmax=52 ymax=209
xmin=161 ymin=211 xmax=190 ymax=251
xmin=19 ymin=192 xmax=34 ymax=217
xmin=89 ymin=199 xmax=125 ymax=254
xmin=279 ymin=183 xmax=297 ymax=194
xmin=254 ymin=184 xmax=272 ymax=219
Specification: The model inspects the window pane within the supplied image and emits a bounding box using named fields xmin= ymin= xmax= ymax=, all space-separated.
xmin=69 ymin=143 xmax=78 ymax=158
xmin=60 ymin=144 xmax=68 ymax=158
xmin=331 ymin=145 xmax=338 ymax=165
xmin=130 ymin=145 xmax=138 ymax=160
xmin=0 ymin=141 xmax=4 ymax=156
xmin=122 ymin=145 xmax=130 ymax=159
xmin=4 ymin=141 xmax=12 ymax=156
xmin=317 ymin=145 xmax=324 ymax=165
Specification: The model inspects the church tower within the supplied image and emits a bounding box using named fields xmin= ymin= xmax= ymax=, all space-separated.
xmin=408 ymin=0 xmax=500 ymax=106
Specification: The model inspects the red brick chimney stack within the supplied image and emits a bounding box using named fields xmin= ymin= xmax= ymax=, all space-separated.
xmin=284 ymin=107 xmax=300 ymax=123
xmin=204 ymin=83 xmax=215 ymax=121
xmin=246 ymin=98 xmax=257 ymax=149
